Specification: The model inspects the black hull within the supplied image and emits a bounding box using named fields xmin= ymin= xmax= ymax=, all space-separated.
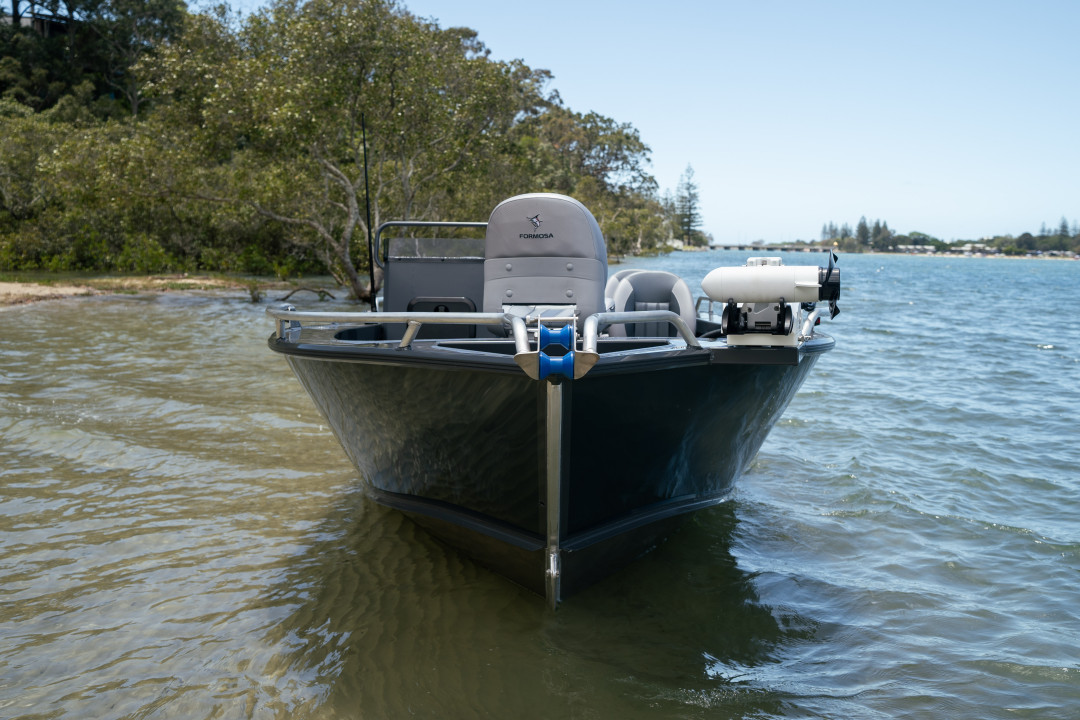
xmin=276 ymin=337 xmax=825 ymax=601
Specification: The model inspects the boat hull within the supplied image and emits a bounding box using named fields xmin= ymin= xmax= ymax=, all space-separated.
xmin=278 ymin=338 xmax=824 ymax=600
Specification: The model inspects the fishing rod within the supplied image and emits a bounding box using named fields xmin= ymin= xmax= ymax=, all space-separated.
xmin=361 ymin=113 xmax=376 ymax=308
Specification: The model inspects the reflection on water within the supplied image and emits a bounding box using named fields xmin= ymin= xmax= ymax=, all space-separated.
xmin=3 ymin=253 xmax=1080 ymax=719
xmin=267 ymin=498 xmax=799 ymax=718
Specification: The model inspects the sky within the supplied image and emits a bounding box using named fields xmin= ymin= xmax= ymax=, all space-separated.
xmin=229 ymin=0 xmax=1080 ymax=244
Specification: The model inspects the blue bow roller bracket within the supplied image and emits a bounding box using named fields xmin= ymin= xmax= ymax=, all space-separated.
xmin=539 ymin=323 xmax=574 ymax=350
xmin=537 ymin=323 xmax=575 ymax=380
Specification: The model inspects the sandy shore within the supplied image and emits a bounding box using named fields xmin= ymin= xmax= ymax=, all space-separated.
xmin=0 ymin=275 xmax=344 ymax=307
xmin=0 ymin=275 xmax=272 ymax=306
xmin=0 ymin=281 xmax=97 ymax=304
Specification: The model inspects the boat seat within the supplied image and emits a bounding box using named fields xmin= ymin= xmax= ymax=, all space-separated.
xmin=482 ymin=193 xmax=608 ymax=324
xmin=608 ymin=270 xmax=697 ymax=337
xmin=604 ymin=269 xmax=642 ymax=311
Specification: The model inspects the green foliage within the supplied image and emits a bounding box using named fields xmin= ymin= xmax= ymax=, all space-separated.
xmin=855 ymin=216 xmax=870 ymax=246
xmin=504 ymin=103 xmax=668 ymax=255
xmin=1 ymin=0 xmax=185 ymax=116
xmin=139 ymin=0 xmax=561 ymax=297
xmin=675 ymin=164 xmax=704 ymax=246
xmin=1 ymin=0 xmax=679 ymax=283
xmin=816 ymin=218 xmax=1079 ymax=255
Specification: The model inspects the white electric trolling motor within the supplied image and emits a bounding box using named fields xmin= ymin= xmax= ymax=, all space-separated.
xmin=701 ymin=256 xmax=840 ymax=347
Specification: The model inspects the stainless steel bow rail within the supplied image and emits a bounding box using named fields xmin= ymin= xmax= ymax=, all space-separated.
xmin=269 ymin=307 xmax=510 ymax=347
xmin=267 ymin=305 xmax=700 ymax=381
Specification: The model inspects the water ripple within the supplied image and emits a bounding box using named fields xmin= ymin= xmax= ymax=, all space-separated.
xmin=2 ymin=258 xmax=1080 ymax=718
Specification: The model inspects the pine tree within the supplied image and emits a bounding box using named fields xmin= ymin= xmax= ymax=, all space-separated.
xmin=856 ymin=216 xmax=870 ymax=246
xmin=675 ymin=164 xmax=703 ymax=245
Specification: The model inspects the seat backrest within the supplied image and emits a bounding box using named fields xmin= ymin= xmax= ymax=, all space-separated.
xmin=482 ymin=193 xmax=607 ymax=319
xmin=608 ymin=270 xmax=697 ymax=337
xmin=603 ymin=268 xmax=642 ymax=310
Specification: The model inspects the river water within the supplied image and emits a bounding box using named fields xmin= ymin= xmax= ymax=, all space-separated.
xmin=2 ymin=252 xmax=1078 ymax=719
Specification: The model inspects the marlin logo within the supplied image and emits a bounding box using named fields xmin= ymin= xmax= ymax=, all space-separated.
xmin=527 ymin=214 xmax=542 ymax=229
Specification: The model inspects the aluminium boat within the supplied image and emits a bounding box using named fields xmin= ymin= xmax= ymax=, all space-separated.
xmin=267 ymin=193 xmax=840 ymax=607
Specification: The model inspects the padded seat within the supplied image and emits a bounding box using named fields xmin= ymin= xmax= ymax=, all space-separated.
xmin=608 ymin=270 xmax=697 ymax=337
xmin=603 ymin=269 xmax=642 ymax=311
xmin=482 ymin=193 xmax=608 ymax=322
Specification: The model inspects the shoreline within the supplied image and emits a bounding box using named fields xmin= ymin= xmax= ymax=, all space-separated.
xmin=4 ymin=251 xmax=1075 ymax=307
xmin=708 ymin=250 xmax=1080 ymax=262
xmin=0 ymin=281 xmax=97 ymax=305
xmin=0 ymin=275 xmax=309 ymax=306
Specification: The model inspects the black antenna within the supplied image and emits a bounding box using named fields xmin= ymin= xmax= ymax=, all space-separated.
xmin=361 ymin=113 xmax=376 ymax=309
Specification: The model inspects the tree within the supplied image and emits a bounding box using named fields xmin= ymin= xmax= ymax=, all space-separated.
xmin=1 ymin=0 xmax=184 ymax=117
xmin=3 ymin=0 xmax=671 ymax=275
xmin=144 ymin=0 xmax=544 ymax=300
xmin=869 ymin=218 xmax=893 ymax=251
xmin=0 ymin=106 xmax=61 ymax=224
xmin=856 ymin=216 xmax=870 ymax=246
xmin=87 ymin=0 xmax=186 ymax=117
xmin=508 ymin=103 xmax=663 ymax=255
xmin=675 ymin=163 xmax=702 ymax=245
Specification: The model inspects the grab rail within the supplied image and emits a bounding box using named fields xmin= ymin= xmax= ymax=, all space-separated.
xmin=268 ymin=306 xmax=703 ymax=376
xmin=799 ymin=307 xmax=825 ymax=340
xmin=581 ymin=311 xmax=700 ymax=353
xmin=267 ymin=305 xmax=511 ymax=348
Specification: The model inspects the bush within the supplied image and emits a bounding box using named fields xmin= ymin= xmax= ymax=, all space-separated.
xmin=116 ymin=233 xmax=178 ymax=273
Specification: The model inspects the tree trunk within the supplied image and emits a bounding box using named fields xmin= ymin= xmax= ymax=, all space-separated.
xmin=343 ymin=259 xmax=367 ymax=303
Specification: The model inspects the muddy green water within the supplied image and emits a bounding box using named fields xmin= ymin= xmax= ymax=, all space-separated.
xmin=2 ymin=253 xmax=1079 ymax=718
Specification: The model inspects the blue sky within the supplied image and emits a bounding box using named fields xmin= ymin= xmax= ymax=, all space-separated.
xmin=230 ymin=0 xmax=1079 ymax=243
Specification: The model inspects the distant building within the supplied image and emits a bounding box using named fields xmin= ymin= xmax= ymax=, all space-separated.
xmin=3 ymin=11 xmax=68 ymax=37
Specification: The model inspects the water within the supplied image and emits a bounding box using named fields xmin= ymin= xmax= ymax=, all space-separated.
xmin=2 ymin=254 xmax=1078 ymax=719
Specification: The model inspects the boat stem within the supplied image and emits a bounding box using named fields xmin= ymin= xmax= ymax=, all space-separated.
xmin=545 ymin=379 xmax=564 ymax=609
